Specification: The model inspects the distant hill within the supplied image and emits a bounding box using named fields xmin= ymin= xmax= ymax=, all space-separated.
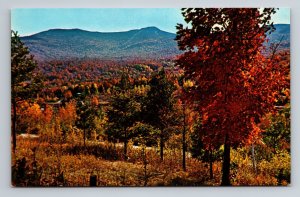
xmin=20 ymin=24 xmax=290 ymax=61
xmin=21 ymin=27 xmax=180 ymax=61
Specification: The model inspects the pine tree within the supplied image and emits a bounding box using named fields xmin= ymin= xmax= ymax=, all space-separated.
xmin=11 ymin=31 xmax=38 ymax=152
xmin=143 ymin=69 xmax=177 ymax=161
xmin=107 ymin=92 xmax=141 ymax=159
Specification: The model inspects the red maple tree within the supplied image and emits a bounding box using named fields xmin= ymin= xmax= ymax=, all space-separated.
xmin=176 ymin=8 xmax=289 ymax=185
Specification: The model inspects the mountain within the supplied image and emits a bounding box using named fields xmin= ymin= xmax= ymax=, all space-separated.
xmin=267 ymin=24 xmax=290 ymax=49
xmin=20 ymin=24 xmax=290 ymax=61
xmin=21 ymin=27 xmax=180 ymax=61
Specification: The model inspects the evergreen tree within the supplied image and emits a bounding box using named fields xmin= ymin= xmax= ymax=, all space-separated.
xmin=107 ymin=92 xmax=141 ymax=159
xmin=11 ymin=31 xmax=38 ymax=152
xmin=143 ymin=68 xmax=176 ymax=161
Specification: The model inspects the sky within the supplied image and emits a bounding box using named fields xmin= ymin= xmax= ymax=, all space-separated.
xmin=11 ymin=8 xmax=290 ymax=36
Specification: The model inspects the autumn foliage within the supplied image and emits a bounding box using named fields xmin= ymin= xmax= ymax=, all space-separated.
xmin=176 ymin=8 xmax=289 ymax=185
xmin=11 ymin=8 xmax=290 ymax=187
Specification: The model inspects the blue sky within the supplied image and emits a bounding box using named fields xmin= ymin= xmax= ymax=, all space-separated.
xmin=11 ymin=8 xmax=290 ymax=36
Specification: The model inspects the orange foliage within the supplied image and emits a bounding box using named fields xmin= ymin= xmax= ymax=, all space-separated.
xmin=91 ymin=96 xmax=99 ymax=106
xmin=58 ymin=101 xmax=77 ymax=125
xmin=176 ymin=8 xmax=289 ymax=147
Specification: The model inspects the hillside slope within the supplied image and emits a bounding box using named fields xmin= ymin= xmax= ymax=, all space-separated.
xmin=21 ymin=27 xmax=179 ymax=60
xmin=20 ymin=24 xmax=290 ymax=61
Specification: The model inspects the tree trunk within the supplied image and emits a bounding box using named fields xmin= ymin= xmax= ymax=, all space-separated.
xmin=160 ymin=133 xmax=164 ymax=161
xmin=273 ymin=136 xmax=277 ymax=154
xmin=209 ymin=150 xmax=214 ymax=180
xmin=124 ymin=129 xmax=128 ymax=160
xmin=221 ymin=136 xmax=231 ymax=186
xmin=142 ymin=146 xmax=148 ymax=186
xmin=113 ymin=141 xmax=117 ymax=160
xmin=251 ymin=143 xmax=257 ymax=174
xmin=182 ymin=130 xmax=186 ymax=171
xmin=124 ymin=139 xmax=128 ymax=160
xmin=182 ymin=104 xmax=186 ymax=171
xmin=12 ymin=99 xmax=17 ymax=153
xmin=83 ymin=127 xmax=86 ymax=147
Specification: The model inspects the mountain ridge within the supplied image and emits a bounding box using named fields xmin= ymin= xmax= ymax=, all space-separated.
xmin=20 ymin=24 xmax=290 ymax=61
xmin=22 ymin=26 xmax=170 ymax=37
xmin=21 ymin=26 xmax=179 ymax=61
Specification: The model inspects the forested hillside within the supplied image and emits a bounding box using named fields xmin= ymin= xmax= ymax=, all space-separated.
xmin=20 ymin=24 xmax=289 ymax=61
xmin=21 ymin=27 xmax=180 ymax=60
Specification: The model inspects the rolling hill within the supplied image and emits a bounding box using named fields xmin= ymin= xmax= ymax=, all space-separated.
xmin=21 ymin=27 xmax=180 ymax=61
xmin=20 ymin=24 xmax=290 ymax=61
